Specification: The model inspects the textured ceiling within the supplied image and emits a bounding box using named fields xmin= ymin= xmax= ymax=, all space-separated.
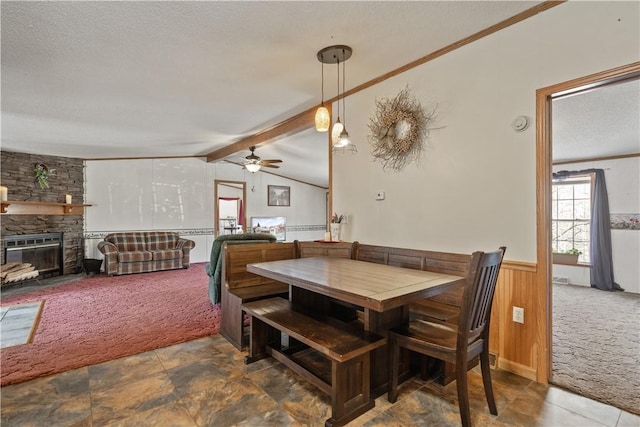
xmin=552 ymin=79 xmax=640 ymax=163
xmin=2 ymin=1 xmax=551 ymax=186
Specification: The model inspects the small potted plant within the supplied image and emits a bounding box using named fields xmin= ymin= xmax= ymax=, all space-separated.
xmin=552 ymin=248 xmax=582 ymax=265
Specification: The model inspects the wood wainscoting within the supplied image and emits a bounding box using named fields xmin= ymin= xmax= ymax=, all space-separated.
xmin=488 ymin=260 xmax=538 ymax=381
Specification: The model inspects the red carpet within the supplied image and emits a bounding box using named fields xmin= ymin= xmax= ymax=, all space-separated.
xmin=0 ymin=263 xmax=220 ymax=386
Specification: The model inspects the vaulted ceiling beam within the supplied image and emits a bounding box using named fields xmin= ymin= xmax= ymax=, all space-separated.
xmin=205 ymin=1 xmax=565 ymax=164
xmin=206 ymin=108 xmax=317 ymax=162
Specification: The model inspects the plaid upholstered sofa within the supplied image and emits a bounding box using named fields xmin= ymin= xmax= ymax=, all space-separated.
xmin=98 ymin=232 xmax=196 ymax=276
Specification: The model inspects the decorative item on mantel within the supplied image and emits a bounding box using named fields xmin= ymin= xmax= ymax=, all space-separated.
xmin=34 ymin=163 xmax=50 ymax=189
xmin=0 ymin=186 xmax=7 ymax=202
xmin=330 ymin=213 xmax=345 ymax=241
xmin=367 ymin=86 xmax=441 ymax=171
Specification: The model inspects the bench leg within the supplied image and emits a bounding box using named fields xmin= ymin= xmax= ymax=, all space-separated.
xmin=326 ymin=353 xmax=374 ymax=427
xmin=244 ymin=316 xmax=279 ymax=364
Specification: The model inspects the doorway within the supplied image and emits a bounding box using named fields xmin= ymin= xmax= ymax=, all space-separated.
xmin=214 ymin=180 xmax=247 ymax=236
xmin=536 ymin=62 xmax=640 ymax=382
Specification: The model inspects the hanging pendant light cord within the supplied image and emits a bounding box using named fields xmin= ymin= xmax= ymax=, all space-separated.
xmin=336 ymin=56 xmax=340 ymax=119
xmin=342 ymin=49 xmax=346 ymax=126
xmin=320 ymin=54 xmax=325 ymax=105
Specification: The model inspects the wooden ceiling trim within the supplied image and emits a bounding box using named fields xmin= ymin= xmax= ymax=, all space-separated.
xmin=337 ymin=1 xmax=566 ymax=101
xmin=553 ymin=152 xmax=640 ymax=166
xmin=205 ymin=1 xmax=566 ymax=162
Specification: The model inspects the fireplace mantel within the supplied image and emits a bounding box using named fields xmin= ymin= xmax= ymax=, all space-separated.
xmin=1 ymin=200 xmax=92 ymax=215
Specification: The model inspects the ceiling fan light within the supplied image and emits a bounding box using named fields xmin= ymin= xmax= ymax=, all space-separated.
xmin=245 ymin=163 xmax=261 ymax=173
xmin=315 ymin=106 xmax=330 ymax=132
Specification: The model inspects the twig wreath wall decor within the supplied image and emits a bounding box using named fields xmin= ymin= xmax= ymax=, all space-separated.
xmin=367 ymin=86 xmax=439 ymax=171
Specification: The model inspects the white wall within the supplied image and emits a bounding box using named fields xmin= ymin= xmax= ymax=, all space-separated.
xmin=85 ymin=158 xmax=327 ymax=264
xmin=553 ymin=157 xmax=640 ymax=294
xmin=333 ymin=1 xmax=639 ymax=263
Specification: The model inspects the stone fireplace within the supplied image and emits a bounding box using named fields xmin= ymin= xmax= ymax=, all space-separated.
xmin=0 ymin=151 xmax=86 ymax=278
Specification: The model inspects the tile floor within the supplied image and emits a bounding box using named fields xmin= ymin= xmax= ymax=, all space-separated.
xmin=2 ymin=276 xmax=639 ymax=426
xmin=1 ymin=334 xmax=639 ymax=427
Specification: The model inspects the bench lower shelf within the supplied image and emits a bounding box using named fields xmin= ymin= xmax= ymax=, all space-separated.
xmin=267 ymin=344 xmax=334 ymax=396
xmin=243 ymin=298 xmax=386 ymax=427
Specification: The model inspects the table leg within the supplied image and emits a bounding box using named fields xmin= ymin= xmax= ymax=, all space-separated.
xmin=363 ymin=306 xmax=413 ymax=396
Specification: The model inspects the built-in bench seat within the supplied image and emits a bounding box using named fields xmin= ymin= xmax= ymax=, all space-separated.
xmin=219 ymin=242 xmax=297 ymax=350
xmin=242 ymin=297 xmax=386 ymax=427
xmin=219 ymin=239 xmax=476 ymax=384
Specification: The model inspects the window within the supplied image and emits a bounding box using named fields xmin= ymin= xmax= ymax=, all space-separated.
xmin=552 ymin=174 xmax=592 ymax=263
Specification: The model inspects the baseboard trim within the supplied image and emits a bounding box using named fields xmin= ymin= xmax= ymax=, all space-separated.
xmin=498 ymin=359 xmax=537 ymax=381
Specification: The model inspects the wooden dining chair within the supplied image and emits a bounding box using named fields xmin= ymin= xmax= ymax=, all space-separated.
xmin=388 ymin=247 xmax=506 ymax=427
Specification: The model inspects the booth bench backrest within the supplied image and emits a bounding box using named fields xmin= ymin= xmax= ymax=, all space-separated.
xmin=296 ymin=241 xmax=358 ymax=259
xmin=355 ymin=244 xmax=471 ymax=306
xmin=223 ymin=242 xmax=298 ymax=292
xmin=354 ymin=244 xmax=468 ymax=274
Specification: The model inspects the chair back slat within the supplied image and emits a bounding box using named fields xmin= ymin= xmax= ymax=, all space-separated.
xmin=390 ymin=246 xmax=506 ymax=427
xmin=459 ymin=247 xmax=506 ymax=347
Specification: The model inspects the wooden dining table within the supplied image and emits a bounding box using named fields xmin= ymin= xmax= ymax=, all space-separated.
xmin=247 ymin=256 xmax=465 ymax=395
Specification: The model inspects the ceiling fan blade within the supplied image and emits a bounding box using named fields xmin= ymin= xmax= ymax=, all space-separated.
xmin=242 ymin=147 xmax=283 ymax=169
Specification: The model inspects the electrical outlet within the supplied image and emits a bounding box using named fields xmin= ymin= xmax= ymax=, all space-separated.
xmin=512 ymin=306 xmax=524 ymax=324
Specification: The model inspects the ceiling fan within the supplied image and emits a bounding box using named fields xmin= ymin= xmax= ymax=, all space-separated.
xmin=243 ymin=146 xmax=282 ymax=172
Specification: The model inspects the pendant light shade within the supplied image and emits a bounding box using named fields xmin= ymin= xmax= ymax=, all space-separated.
xmin=315 ymin=106 xmax=330 ymax=132
xmin=315 ymin=50 xmax=330 ymax=132
xmin=338 ymin=127 xmax=351 ymax=147
xmin=333 ymin=125 xmax=357 ymax=154
xmin=332 ymin=141 xmax=357 ymax=155
xmin=332 ymin=119 xmax=344 ymax=145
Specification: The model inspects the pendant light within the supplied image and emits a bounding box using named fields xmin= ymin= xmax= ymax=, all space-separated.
xmin=314 ymin=50 xmax=330 ymax=132
xmin=337 ymin=51 xmax=351 ymax=147
xmin=332 ymin=56 xmax=344 ymax=145
xmin=333 ymin=47 xmax=356 ymax=154
xmin=317 ymin=46 xmax=352 ymax=146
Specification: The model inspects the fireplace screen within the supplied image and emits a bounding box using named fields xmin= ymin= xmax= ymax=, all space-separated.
xmin=3 ymin=233 xmax=63 ymax=275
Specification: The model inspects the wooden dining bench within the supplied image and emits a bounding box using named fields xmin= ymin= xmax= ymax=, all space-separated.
xmin=219 ymin=242 xmax=297 ymax=350
xmin=242 ymin=297 xmax=386 ymax=427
